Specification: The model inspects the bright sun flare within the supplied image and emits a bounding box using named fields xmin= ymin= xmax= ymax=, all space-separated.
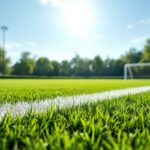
xmin=62 ymin=0 xmax=95 ymax=38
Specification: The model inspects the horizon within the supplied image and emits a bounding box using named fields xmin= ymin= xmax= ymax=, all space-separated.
xmin=0 ymin=0 xmax=150 ymax=64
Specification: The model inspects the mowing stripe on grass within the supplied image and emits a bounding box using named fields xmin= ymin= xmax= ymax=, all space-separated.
xmin=0 ymin=86 xmax=150 ymax=119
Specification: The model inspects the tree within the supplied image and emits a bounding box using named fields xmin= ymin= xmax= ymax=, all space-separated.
xmin=121 ymin=48 xmax=142 ymax=63
xmin=60 ymin=60 xmax=71 ymax=76
xmin=0 ymin=47 xmax=11 ymax=75
xmin=104 ymin=58 xmax=124 ymax=76
xmin=70 ymin=54 xmax=80 ymax=76
xmin=13 ymin=52 xmax=35 ymax=75
xmin=141 ymin=39 xmax=150 ymax=62
xmin=92 ymin=55 xmax=104 ymax=76
xmin=34 ymin=57 xmax=53 ymax=76
xmin=50 ymin=61 xmax=60 ymax=76
xmin=79 ymin=58 xmax=93 ymax=76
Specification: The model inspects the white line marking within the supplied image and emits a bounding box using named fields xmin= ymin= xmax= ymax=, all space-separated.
xmin=0 ymin=86 xmax=150 ymax=119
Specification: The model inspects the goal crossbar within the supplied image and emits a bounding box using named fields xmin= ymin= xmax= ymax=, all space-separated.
xmin=124 ymin=62 xmax=150 ymax=79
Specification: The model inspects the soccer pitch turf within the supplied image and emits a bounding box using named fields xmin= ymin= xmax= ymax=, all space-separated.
xmin=0 ymin=79 xmax=150 ymax=103
xmin=0 ymin=79 xmax=150 ymax=149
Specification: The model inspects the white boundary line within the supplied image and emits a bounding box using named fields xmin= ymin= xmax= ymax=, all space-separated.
xmin=0 ymin=86 xmax=150 ymax=119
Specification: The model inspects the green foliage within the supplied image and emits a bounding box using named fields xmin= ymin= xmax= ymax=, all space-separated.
xmin=121 ymin=48 xmax=142 ymax=63
xmin=92 ymin=55 xmax=104 ymax=76
xmin=13 ymin=52 xmax=35 ymax=75
xmin=0 ymin=47 xmax=11 ymax=75
xmin=51 ymin=61 xmax=60 ymax=76
xmin=104 ymin=57 xmax=124 ymax=76
xmin=60 ymin=60 xmax=71 ymax=76
xmin=8 ymin=38 xmax=150 ymax=77
xmin=70 ymin=55 xmax=93 ymax=76
xmin=34 ymin=57 xmax=53 ymax=76
xmin=141 ymin=39 xmax=150 ymax=62
xmin=10 ymin=37 xmax=150 ymax=77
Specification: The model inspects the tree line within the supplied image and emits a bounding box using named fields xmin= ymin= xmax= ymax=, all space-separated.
xmin=0 ymin=39 xmax=150 ymax=76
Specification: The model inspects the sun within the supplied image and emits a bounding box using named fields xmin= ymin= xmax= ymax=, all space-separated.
xmin=62 ymin=0 xmax=95 ymax=38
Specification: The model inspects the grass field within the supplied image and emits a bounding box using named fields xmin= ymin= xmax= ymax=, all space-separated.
xmin=0 ymin=79 xmax=150 ymax=104
xmin=0 ymin=79 xmax=150 ymax=149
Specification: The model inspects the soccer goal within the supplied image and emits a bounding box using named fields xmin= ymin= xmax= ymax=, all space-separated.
xmin=124 ymin=63 xmax=150 ymax=79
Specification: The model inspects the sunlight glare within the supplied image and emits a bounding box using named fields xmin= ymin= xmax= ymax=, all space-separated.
xmin=62 ymin=0 xmax=95 ymax=38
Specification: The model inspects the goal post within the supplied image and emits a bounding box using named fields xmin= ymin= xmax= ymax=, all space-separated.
xmin=124 ymin=63 xmax=150 ymax=79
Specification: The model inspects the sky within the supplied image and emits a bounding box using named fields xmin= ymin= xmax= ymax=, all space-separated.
xmin=0 ymin=0 xmax=150 ymax=64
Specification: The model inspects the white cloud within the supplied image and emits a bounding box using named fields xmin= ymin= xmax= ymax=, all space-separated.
xmin=51 ymin=0 xmax=63 ymax=7
xmin=138 ymin=19 xmax=147 ymax=24
xmin=127 ymin=24 xmax=134 ymax=29
xmin=5 ymin=42 xmax=21 ymax=50
xmin=131 ymin=36 xmax=148 ymax=44
xmin=28 ymin=42 xmax=36 ymax=46
xmin=39 ymin=0 xmax=63 ymax=7
xmin=39 ymin=0 xmax=50 ymax=6
xmin=138 ymin=18 xmax=150 ymax=25
xmin=39 ymin=0 xmax=91 ymax=8
xmin=127 ymin=18 xmax=150 ymax=30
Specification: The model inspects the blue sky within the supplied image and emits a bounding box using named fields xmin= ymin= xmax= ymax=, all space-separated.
xmin=0 ymin=0 xmax=150 ymax=64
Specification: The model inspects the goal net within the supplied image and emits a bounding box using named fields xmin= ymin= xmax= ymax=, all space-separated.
xmin=124 ymin=63 xmax=150 ymax=79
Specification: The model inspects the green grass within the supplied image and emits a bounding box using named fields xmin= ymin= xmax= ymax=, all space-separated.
xmin=0 ymin=79 xmax=150 ymax=104
xmin=1 ymin=92 xmax=150 ymax=150
xmin=0 ymin=79 xmax=150 ymax=149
